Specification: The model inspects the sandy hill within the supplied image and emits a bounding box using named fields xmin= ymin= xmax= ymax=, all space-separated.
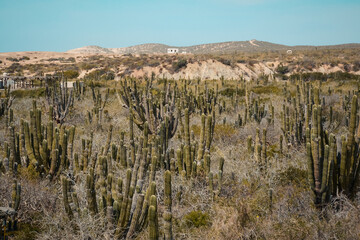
xmin=66 ymin=45 xmax=113 ymax=54
xmin=66 ymin=40 xmax=360 ymax=54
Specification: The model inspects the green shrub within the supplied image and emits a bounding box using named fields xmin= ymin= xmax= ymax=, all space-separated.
xmin=252 ymin=85 xmax=282 ymax=95
xmin=214 ymin=124 xmax=236 ymax=139
xmin=6 ymin=57 xmax=20 ymax=62
xmin=289 ymin=71 xmax=360 ymax=82
xmin=20 ymin=56 xmax=30 ymax=61
xmin=172 ymin=59 xmax=187 ymax=72
xmin=11 ymin=88 xmax=45 ymax=98
xmin=219 ymin=87 xmax=245 ymax=97
xmin=6 ymin=63 xmax=23 ymax=73
xmin=87 ymin=80 xmax=104 ymax=88
xmin=219 ymin=58 xmax=231 ymax=66
xmin=12 ymin=222 xmax=41 ymax=240
xmin=83 ymin=68 xmax=115 ymax=80
xmin=79 ymin=62 xmax=96 ymax=70
xmin=65 ymin=57 xmax=75 ymax=63
xmin=184 ymin=210 xmax=210 ymax=228
xmin=63 ymin=70 xmax=79 ymax=79
xmin=277 ymin=166 xmax=307 ymax=187
xmin=275 ymin=63 xmax=289 ymax=75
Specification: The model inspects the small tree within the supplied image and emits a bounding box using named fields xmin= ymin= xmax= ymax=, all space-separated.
xmin=63 ymin=70 xmax=79 ymax=79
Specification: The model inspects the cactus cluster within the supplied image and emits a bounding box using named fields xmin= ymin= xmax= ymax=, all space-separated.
xmin=176 ymin=107 xmax=215 ymax=179
xmin=35 ymin=108 xmax=74 ymax=178
xmin=3 ymin=73 xmax=360 ymax=240
xmin=56 ymin=80 xmax=223 ymax=238
xmin=247 ymin=128 xmax=268 ymax=171
xmin=3 ymin=100 xmax=76 ymax=178
xmin=60 ymin=117 xmax=162 ymax=239
xmin=0 ymin=85 xmax=14 ymax=120
xmin=119 ymin=78 xmax=180 ymax=138
xmin=244 ymin=85 xmax=268 ymax=124
xmin=45 ymin=77 xmax=74 ymax=124
xmin=280 ymin=83 xmax=324 ymax=148
xmin=73 ymin=80 xmax=86 ymax=100
xmin=0 ymin=179 xmax=21 ymax=235
xmin=307 ymin=95 xmax=360 ymax=206
xmin=87 ymin=86 xmax=110 ymax=126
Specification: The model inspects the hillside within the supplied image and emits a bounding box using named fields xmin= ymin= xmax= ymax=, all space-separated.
xmin=66 ymin=40 xmax=360 ymax=54
xmin=66 ymin=45 xmax=113 ymax=54
xmin=1 ymin=46 xmax=360 ymax=81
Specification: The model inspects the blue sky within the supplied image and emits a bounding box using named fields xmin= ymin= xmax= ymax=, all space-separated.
xmin=0 ymin=0 xmax=359 ymax=52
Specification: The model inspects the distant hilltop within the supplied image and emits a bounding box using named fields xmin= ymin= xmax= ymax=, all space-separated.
xmin=66 ymin=40 xmax=360 ymax=54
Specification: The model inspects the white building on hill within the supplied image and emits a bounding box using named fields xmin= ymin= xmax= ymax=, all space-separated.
xmin=167 ymin=48 xmax=179 ymax=54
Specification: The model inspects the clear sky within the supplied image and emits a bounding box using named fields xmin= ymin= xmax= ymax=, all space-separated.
xmin=0 ymin=0 xmax=359 ymax=52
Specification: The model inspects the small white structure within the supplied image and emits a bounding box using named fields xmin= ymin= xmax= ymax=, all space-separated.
xmin=167 ymin=48 xmax=179 ymax=54
xmin=286 ymin=50 xmax=293 ymax=54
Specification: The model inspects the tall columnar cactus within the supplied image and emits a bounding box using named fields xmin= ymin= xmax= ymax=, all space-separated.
xmin=254 ymin=128 xmax=261 ymax=162
xmin=89 ymin=87 xmax=110 ymax=125
xmin=126 ymin=194 xmax=145 ymax=239
xmin=45 ymin=77 xmax=74 ymax=124
xmin=68 ymin=126 xmax=76 ymax=159
xmin=61 ymin=175 xmax=73 ymax=219
xmin=247 ymin=135 xmax=253 ymax=154
xmin=197 ymin=114 xmax=206 ymax=162
xmin=73 ymin=80 xmax=85 ymax=100
xmin=208 ymin=172 xmax=214 ymax=194
xmin=20 ymin=101 xmax=75 ymax=179
xmin=23 ymin=120 xmax=36 ymax=168
xmin=119 ymin=131 xmax=128 ymax=167
xmin=119 ymin=78 xmax=179 ymax=139
xmin=184 ymin=108 xmax=192 ymax=178
xmin=8 ymin=179 xmax=21 ymax=231
xmin=60 ymin=130 xmax=68 ymax=173
xmin=8 ymin=125 xmax=20 ymax=175
xmin=163 ymin=170 xmax=173 ymax=240
xmin=86 ymin=168 xmax=98 ymax=215
xmin=11 ymin=179 xmax=21 ymax=211
xmin=176 ymin=148 xmax=183 ymax=172
xmin=314 ymin=87 xmax=320 ymax=105
xmin=306 ymin=105 xmax=334 ymax=206
xmin=261 ymin=129 xmax=267 ymax=171
xmin=116 ymin=168 xmax=133 ymax=236
xmin=0 ymin=85 xmax=14 ymax=118
xmin=102 ymin=124 xmax=113 ymax=156
xmin=149 ymin=195 xmax=159 ymax=240
xmin=129 ymin=106 xmax=136 ymax=167
xmin=138 ymin=181 xmax=156 ymax=231
xmin=205 ymin=114 xmax=214 ymax=152
xmin=339 ymin=95 xmax=360 ymax=198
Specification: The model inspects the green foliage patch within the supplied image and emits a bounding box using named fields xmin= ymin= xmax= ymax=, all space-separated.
xmin=184 ymin=210 xmax=210 ymax=228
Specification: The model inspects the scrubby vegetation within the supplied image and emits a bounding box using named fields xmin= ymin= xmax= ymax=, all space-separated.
xmin=2 ymin=48 xmax=360 ymax=80
xmin=1 ymin=69 xmax=360 ymax=240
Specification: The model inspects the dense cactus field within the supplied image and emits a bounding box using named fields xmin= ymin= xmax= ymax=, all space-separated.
xmin=1 ymin=76 xmax=360 ymax=239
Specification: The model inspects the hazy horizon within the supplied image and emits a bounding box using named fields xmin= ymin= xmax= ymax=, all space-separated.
xmin=1 ymin=0 xmax=359 ymax=52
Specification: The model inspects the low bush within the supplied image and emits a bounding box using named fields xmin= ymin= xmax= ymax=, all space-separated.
xmin=184 ymin=210 xmax=210 ymax=228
